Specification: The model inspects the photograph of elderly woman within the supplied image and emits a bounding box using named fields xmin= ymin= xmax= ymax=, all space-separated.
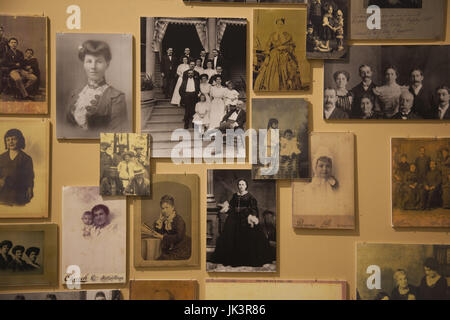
xmin=292 ymin=132 xmax=355 ymax=229
xmin=56 ymin=33 xmax=132 ymax=139
xmin=206 ymin=169 xmax=276 ymax=272
xmin=253 ymin=9 xmax=310 ymax=92
xmin=0 ymin=16 xmax=47 ymax=114
xmin=357 ymin=243 xmax=450 ymax=300
xmin=62 ymin=186 xmax=126 ymax=284
xmin=100 ymin=133 xmax=151 ymax=196
xmin=324 ymin=45 xmax=450 ymax=120
xmin=0 ymin=231 xmax=43 ymax=274
xmin=0 ymin=290 xmax=122 ymax=300
xmin=391 ymin=138 xmax=450 ymax=227
xmin=0 ymin=119 xmax=49 ymax=218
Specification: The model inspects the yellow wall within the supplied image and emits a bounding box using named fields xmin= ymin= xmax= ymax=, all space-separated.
xmin=1 ymin=0 xmax=449 ymax=300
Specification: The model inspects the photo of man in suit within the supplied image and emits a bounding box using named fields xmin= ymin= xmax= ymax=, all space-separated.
xmin=160 ymin=47 xmax=178 ymax=99
xmin=199 ymin=49 xmax=208 ymax=69
xmin=433 ymin=86 xmax=450 ymax=120
xmin=211 ymin=49 xmax=224 ymax=70
xmin=324 ymin=88 xmax=349 ymax=119
xmin=179 ymin=69 xmax=200 ymax=129
xmin=219 ymin=100 xmax=246 ymax=132
xmin=182 ymin=60 xmax=200 ymax=80
xmin=350 ymin=64 xmax=377 ymax=118
xmin=408 ymin=68 xmax=432 ymax=119
xmin=392 ymin=91 xmax=422 ymax=120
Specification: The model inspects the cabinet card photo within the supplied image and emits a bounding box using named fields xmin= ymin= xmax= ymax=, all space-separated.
xmin=391 ymin=138 xmax=450 ymax=227
xmin=0 ymin=289 xmax=122 ymax=300
xmin=100 ymin=133 xmax=151 ymax=196
xmin=134 ymin=174 xmax=199 ymax=268
xmin=324 ymin=45 xmax=450 ymax=121
xmin=207 ymin=169 xmax=277 ymax=272
xmin=0 ymin=224 xmax=57 ymax=288
xmin=130 ymin=280 xmax=198 ymax=300
xmin=292 ymin=132 xmax=355 ymax=229
xmin=351 ymin=0 xmax=445 ymax=40
xmin=205 ymin=279 xmax=346 ymax=300
xmin=62 ymin=186 xmax=126 ymax=284
xmin=0 ymin=119 xmax=49 ymax=218
xmin=253 ymin=9 xmax=310 ymax=92
xmin=357 ymin=243 xmax=450 ymax=300
xmin=251 ymin=98 xmax=309 ymax=180
xmin=306 ymin=0 xmax=348 ymax=60
xmin=0 ymin=15 xmax=48 ymax=114
xmin=56 ymin=33 xmax=133 ymax=139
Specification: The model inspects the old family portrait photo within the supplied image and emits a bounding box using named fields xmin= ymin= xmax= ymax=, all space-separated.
xmin=56 ymin=33 xmax=133 ymax=139
xmin=251 ymin=98 xmax=309 ymax=180
xmin=324 ymin=45 xmax=450 ymax=120
xmin=0 ymin=120 xmax=49 ymax=218
xmin=100 ymin=133 xmax=151 ymax=196
xmin=253 ymin=9 xmax=310 ymax=92
xmin=392 ymin=138 xmax=450 ymax=228
xmin=0 ymin=15 xmax=47 ymax=114
xmin=62 ymin=187 xmax=126 ymax=284
xmin=206 ymin=170 xmax=276 ymax=272
xmin=141 ymin=17 xmax=247 ymax=158
xmin=0 ymin=231 xmax=43 ymax=273
xmin=0 ymin=290 xmax=122 ymax=300
xmin=357 ymin=243 xmax=449 ymax=300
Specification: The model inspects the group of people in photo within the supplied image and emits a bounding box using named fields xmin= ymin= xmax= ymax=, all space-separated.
xmin=0 ymin=26 xmax=40 ymax=101
xmin=160 ymin=47 xmax=246 ymax=131
xmin=325 ymin=65 xmax=450 ymax=120
xmin=0 ymin=239 xmax=40 ymax=272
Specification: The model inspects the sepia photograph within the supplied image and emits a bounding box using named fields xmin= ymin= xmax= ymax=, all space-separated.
xmin=206 ymin=169 xmax=276 ymax=272
xmin=141 ymin=17 xmax=247 ymax=158
xmin=292 ymin=132 xmax=355 ymax=229
xmin=56 ymin=33 xmax=133 ymax=139
xmin=134 ymin=174 xmax=199 ymax=268
xmin=100 ymin=133 xmax=151 ymax=196
xmin=306 ymin=0 xmax=348 ymax=59
xmin=130 ymin=280 xmax=198 ymax=300
xmin=0 ymin=290 xmax=122 ymax=300
xmin=357 ymin=243 xmax=450 ymax=300
xmin=0 ymin=224 xmax=57 ymax=287
xmin=0 ymin=119 xmax=49 ymax=218
xmin=251 ymin=98 xmax=309 ymax=180
xmin=62 ymin=186 xmax=126 ymax=284
xmin=351 ymin=0 xmax=445 ymax=40
xmin=253 ymin=9 xmax=310 ymax=92
xmin=391 ymin=138 xmax=450 ymax=227
xmin=324 ymin=45 xmax=450 ymax=120
xmin=0 ymin=15 xmax=47 ymax=114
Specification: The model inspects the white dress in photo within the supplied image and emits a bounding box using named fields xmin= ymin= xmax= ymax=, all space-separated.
xmin=209 ymin=85 xmax=227 ymax=129
xmin=171 ymin=63 xmax=190 ymax=106
xmin=203 ymin=68 xmax=217 ymax=80
xmin=193 ymin=101 xmax=210 ymax=128
xmin=200 ymin=82 xmax=212 ymax=103
xmin=224 ymin=88 xmax=239 ymax=107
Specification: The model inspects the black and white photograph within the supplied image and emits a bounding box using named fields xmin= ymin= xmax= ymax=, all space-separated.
xmin=307 ymin=0 xmax=348 ymax=59
xmin=324 ymin=45 xmax=450 ymax=120
xmin=56 ymin=33 xmax=133 ymax=139
xmin=0 ymin=15 xmax=47 ymax=114
xmin=367 ymin=0 xmax=422 ymax=8
xmin=0 ymin=290 xmax=122 ymax=300
xmin=141 ymin=17 xmax=247 ymax=158
xmin=100 ymin=133 xmax=151 ymax=196
xmin=251 ymin=98 xmax=309 ymax=180
xmin=206 ymin=169 xmax=276 ymax=272
xmin=357 ymin=243 xmax=450 ymax=300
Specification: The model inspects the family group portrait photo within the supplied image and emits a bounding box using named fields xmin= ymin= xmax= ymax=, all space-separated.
xmin=0 ymin=15 xmax=47 ymax=114
xmin=324 ymin=45 xmax=450 ymax=120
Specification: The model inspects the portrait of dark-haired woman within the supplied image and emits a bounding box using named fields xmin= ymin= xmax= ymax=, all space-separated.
xmin=0 ymin=129 xmax=34 ymax=206
xmin=418 ymin=257 xmax=449 ymax=300
xmin=65 ymin=40 xmax=128 ymax=132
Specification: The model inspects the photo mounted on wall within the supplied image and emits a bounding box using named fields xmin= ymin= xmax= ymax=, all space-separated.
xmin=324 ymin=45 xmax=450 ymax=120
xmin=251 ymin=98 xmax=309 ymax=180
xmin=391 ymin=138 xmax=450 ymax=228
xmin=134 ymin=174 xmax=200 ymax=268
xmin=140 ymin=17 xmax=247 ymax=158
xmin=253 ymin=9 xmax=310 ymax=93
xmin=56 ymin=33 xmax=133 ymax=139
xmin=0 ymin=15 xmax=48 ymax=114
xmin=0 ymin=224 xmax=57 ymax=287
xmin=100 ymin=133 xmax=151 ymax=196
xmin=306 ymin=0 xmax=348 ymax=59
xmin=130 ymin=280 xmax=198 ymax=300
xmin=62 ymin=186 xmax=126 ymax=284
xmin=206 ymin=169 xmax=277 ymax=272
xmin=292 ymin=132 xmax=355 ymax=229
xmin=351 ymin=0 xmax=445 ymax=40
xmin=0 ymin=119 xmax=49 ymax=218
xmin=357 ymin=243 xmax=450 ymax=300
xmin=0 ymin=290 xmax=122 ymax=300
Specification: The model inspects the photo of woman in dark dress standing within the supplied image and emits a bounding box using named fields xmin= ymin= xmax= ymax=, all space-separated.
xmin=418 ymin=257 xmax=448 ymax=300
xmin=211 ymin=179 xmax=273 ymax=268
xmin=0 ymin=129 xmax=34 ymax=206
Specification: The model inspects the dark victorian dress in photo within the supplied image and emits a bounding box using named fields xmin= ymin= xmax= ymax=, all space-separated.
xmin=211 ymin=192 xmax=273 ymax=267
xmin=153 ymin=213 xmax=191 ymax=260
